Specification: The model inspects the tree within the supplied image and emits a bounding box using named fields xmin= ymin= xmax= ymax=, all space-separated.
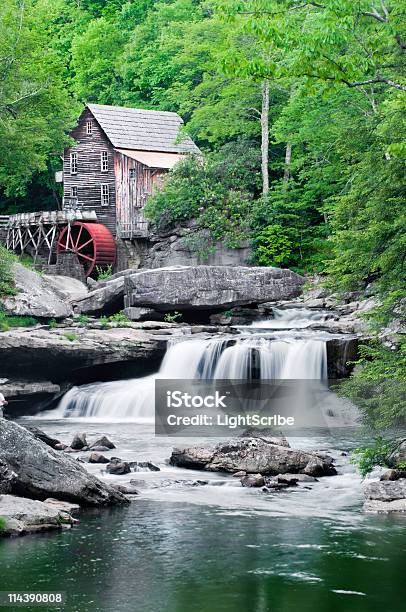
xmin=0 ymin=0 xmax=75 ymax=200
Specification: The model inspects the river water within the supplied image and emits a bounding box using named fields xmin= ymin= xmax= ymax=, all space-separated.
xmin=1 ymin=309 xmax=406 ymax=611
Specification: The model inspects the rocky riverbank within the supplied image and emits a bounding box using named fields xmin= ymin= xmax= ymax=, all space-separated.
xmin=0 ymin=418 xmax=129 ymax=537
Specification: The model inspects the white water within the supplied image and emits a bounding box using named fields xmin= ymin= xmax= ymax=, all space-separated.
xmin=251 ymin=307 xmax=331 ymax=329
xmin=43 ymin=309 xmax=340 ymax=421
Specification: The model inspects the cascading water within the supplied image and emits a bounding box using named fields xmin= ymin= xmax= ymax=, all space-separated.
xmin=251 ymin=307 xmax=332 ymax=329
xmin=44 ymin=308 xmax=331 ymax=421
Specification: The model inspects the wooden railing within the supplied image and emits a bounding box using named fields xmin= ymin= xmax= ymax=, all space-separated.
xmin=117 ymin=220 xmax=150 ymax=239
xmin=0 ymin=215 xmax=9 ymax=227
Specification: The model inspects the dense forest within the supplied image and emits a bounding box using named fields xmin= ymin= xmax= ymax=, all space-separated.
xmin=0 ymin=1 xmax=405 ymax=434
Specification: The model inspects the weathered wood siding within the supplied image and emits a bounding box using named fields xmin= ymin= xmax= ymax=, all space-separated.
xmin=114 ymin=152 xmax=167 ymax=230
xmin=63 ymin=108 xmax=116 ymax=235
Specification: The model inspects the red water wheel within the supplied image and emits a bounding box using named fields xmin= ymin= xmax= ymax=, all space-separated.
xmin=57 ymin=222 xmax=116 ymax=277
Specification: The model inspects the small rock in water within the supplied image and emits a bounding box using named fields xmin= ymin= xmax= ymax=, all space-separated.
xmin=54 ymin=443 xmax=68 ymax=451
xmin=90 ymin=436 xmax=116 ymax=450
xmin=90 ymin=446 xmax=111 ymax=452
xmin=88 ymin=453 xmax=110 ymax=464
xmin=304 ymin=456 xmax=336 ymax=477
xmin=233 ymin=471 xmax=247 ymax=478
xmin=240 ymin=473 xmax=265 ymax=488
xmin=277 ymin=473 xmax=317 ymax=484
xmin=106 ymin=462 xmax=131 ymax=475
xmin=70 ymin=432 xmax=87 ymax=450
xmin=131 ymin=461 xmax=160 ymax=472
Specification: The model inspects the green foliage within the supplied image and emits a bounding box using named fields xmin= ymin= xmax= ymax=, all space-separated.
xmin=253 ymin=224 xmax=296 ymax=267
xmin=144 ymin=152 xmax=253 ymax=249
xmin=73 ymin=314 xmax=91 ymax=325
xmin=0 ymin=245 xmax=16 ymax=297
xmin=108 ymin=312 xmax=130 ymax=324
xmin=96 ymin=265 xmax=113 ymax=281
xmin=62 ymin=331 xmax=78 ymax=342
xmin=164 ymin=311 xmax=182 ymax=323
xmin=99 ymin=312 xmax=130 ymax=327
xmin=0 ymin=0 xmax=77 ymax=201
xmin=351 ymin=438 xmax=394 ymax=478
xmin=338 ymin=341 xmax=406 ymax=431
xmin=48 ymin=318 xmax=58 ymax=329
xmin=0 ymin=310 xmax=38 ymax=331
xmin=0 ymin=517 xmax=6 ymax=531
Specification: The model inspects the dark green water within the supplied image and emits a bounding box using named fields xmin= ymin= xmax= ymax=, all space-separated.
xmin=1 ymin=499 xmax=406 ymax=612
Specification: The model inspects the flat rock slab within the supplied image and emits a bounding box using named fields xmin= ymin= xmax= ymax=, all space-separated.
xmin=125 ymin=265 xmax=305 ymax=311
xmin=170 ymin=438 xmax=336 ymax=476
xmin=0 ymin=494 xmax=77 ymax=536
xmin=0 ymin=419 xmax=129 ymax=506
xmin=0 ymin=326 xmax=167 ymax=379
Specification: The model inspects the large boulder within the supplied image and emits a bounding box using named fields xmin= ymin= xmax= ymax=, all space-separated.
xmin=170 ymin=438 xmax=336 ymax=476
xmin=124 ymin=266 xmax=305 ymax=311
xmin=363 ymin=479 xmax=406 ymax=513
xmin=73 ymin=276 xmax=126 ymax=316
xmin=0 ymin=419 xmax=128 ymax=506
xmin=2 ymin=264 xmax=72 ymax=319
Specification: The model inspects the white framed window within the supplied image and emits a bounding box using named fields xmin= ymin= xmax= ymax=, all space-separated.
xmin=86 ymin=120 xmax=93 ymax=135
xmin=70 ymin=152 xmax=77 ymax=174
xmin=101 ymin=184 xmax=109 ymax=206
xmin=71 ymin=186 xmax=78 ymax=198
xmin=101 ymin=151 xmax=108 ymax=172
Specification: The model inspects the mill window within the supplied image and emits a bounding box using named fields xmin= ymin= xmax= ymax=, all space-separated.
xmin=70 ymin=152 xmax=77 ymax=175
xmin=101 ymin=184 xmax=109 ymax=206
xmin=86 ymin=120 xmax=93 ymax=135
xmin=101 ymin=151 xmax=108 ymax=172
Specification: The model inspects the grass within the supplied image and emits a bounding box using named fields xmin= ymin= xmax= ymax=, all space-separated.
xmin=62 ymin=332 xmax=78 ymax=342
xmin=73 ymin=314 xmax=91 ymax=325
xmin=0 ymin=517 xmax=7 ymax=531
xmin=99 ymin=312 xmax=130 ymax=328
xmin=0 ymin=310 xmax=38 ymax=332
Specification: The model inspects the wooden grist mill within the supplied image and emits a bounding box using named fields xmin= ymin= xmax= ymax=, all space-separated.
xmin=3 ymin=103 xmax=199 ymax=277
xmin=5 ymin=210 xmax=116 ymax=277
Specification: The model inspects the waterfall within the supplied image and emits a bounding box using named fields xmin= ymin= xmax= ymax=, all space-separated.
xmin=251 ymin=308 xmax=331 ymax=329
xmin=45 ymin=333 xmax=328 ymax=421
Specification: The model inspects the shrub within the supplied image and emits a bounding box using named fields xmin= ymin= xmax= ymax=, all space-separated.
xmin=350 ymin=438 xmax=394 ymax=478
xmin=96 ymin=265 xmax=113 ymax=281
xmin=164 ymin=311 xmax=182 ymax=323
xmin=252 ymin=224 xmax=296 ymax=267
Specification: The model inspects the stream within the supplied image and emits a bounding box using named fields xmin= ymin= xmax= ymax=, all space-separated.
xmin=1 ymin=308 xmax=406 ymax=611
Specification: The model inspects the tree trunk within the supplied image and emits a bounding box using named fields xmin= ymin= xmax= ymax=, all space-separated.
xmin=261 ymin=79 xmax=270 ymax=196
xmin=283 ymin=142 xmax=292 ymax=182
